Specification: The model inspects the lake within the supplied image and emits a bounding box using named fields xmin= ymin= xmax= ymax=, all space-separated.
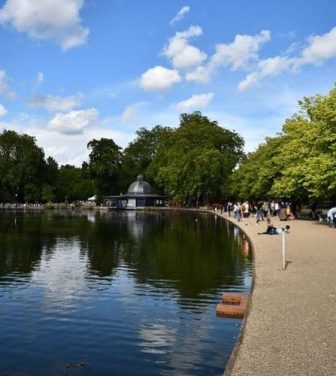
xmin=0 ymin=210 xmax=252 ymax=375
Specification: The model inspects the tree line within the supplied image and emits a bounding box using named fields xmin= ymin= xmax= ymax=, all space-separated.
xmin=1 ymin=84 xmax=335 ymax=205
xmin=0 ymin=112 xmax=243 ymax=205
xmin=229 ymin=84 xmax=336 ymax=204
xmin=0 ymin=129 xmax=93 ymax=203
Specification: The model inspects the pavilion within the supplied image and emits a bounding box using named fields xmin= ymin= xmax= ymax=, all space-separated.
xmin=104 ymin=175 xmax=166 ymax=209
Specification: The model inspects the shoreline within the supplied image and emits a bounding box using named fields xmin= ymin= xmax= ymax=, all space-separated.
xmin=219 ymin=212 xmax=336 ymax=376
xmin=3 ymin=206 xmax=330 ymax=374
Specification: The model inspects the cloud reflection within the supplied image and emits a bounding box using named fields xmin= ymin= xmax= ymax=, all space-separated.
xmin=32 ymin=238 xmax=89 ymax=304
xmin=139 ymin=322 xmax=176 ymax=355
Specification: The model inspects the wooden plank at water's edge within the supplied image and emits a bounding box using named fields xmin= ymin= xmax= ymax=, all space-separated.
xmin=216 ymin=293 xmax=249 ymax=318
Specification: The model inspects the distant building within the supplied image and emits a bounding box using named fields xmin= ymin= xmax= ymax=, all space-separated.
xmin=104 ymin=175 xmax=166 ymax=209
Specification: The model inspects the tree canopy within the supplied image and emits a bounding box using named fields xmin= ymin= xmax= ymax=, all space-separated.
xmin=2 ymin=84 xmax=336 ymax=206
xmin=148 ymin=112 xmax=244 ymax=204
xmin=0 ymin=130 xmax=95 ymax=203
xmin=230 ymin=84 xmax=336 ymax=202
xmin=87 ymin=138 xmax=123 ymax=195
xmin=121 ymin=125 xmax=173 ymax=192
xmin=0 ymin=130 xmax=46 ymax=202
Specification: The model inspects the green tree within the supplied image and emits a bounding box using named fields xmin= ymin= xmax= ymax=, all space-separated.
xmin=0 ymin=130 xmax=46 ymax=202
xmin=150 ymin=112 xmax=244 ymax=204
xmin=87 ymin=138 xmax=123 ymax=195
xmin=58 ymin=164 xmax=93 ymax=202
xmin=121 ymin=125 xmax=173 ymax=192
xmin=271 ymin=89 xmax=336 ymax=201
xmin=229 ymin=136 xmax=284 ymax=200
xmin=41 ymin=157 xmax=59 ymax=202
xmin=231 ymin=84 xmax=336 ymax=202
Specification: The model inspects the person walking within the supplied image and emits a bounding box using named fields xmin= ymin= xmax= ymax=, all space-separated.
xmin=255 ymin=202 xmax=264 ymax=223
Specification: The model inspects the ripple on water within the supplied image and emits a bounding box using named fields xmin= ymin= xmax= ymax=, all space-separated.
xmin=0 ymin=211 xmax=252 ymax=375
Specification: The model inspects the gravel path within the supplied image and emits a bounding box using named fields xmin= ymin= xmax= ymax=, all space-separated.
xmin=221 ymin=214 xmax=336 ymax=376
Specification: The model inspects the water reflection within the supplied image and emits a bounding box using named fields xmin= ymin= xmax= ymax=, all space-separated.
xmin=0 ymin=210 xmax=252 ymax=375
xmin=0 ymin=210 xmax=252 ymax=301
xmin=0 ymin=212 xmax=55 ymax=282
xmin=139 ymin=322 xmax=176 ymax=355
xmin=32 ymin=239 xmax=89 ymax=304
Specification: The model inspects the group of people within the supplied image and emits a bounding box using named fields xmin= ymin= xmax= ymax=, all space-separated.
xmin=217 ymin=200 xmax=292 ymax=236
xmin=215 ymin=199 xmax=336 ymax=231
xmin=225 ymin=200 xmax=296 ymax=223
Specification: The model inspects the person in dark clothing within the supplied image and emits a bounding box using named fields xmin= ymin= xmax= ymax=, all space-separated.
xmin=279 ymin=207 xmax=288 ymax=221
xmin=310 ymin=202 xmax=317 ymax=220
xmin=258 ymin=218 xmax=275 ymax=234
xmin=258 ymin=219 xmax=290 ymax=235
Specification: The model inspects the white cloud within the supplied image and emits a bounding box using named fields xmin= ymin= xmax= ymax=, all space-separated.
xmin=121 ymin=102 xmax=146 ymax=124
xmin=185 ymin=65 xmax=211 ymax=84
xmin=0 ymin=114 xmax=134 ymax=166
xmin=285 ymin=41 xmax=302 ymax=55
xmin=139 ymin=66 xmax=181 ymax=91
xmin=169 ymin=44 xmax=206 ymax=70
xmin=238 ymin=26 xmax=336 ymax=90
xmin=0 ymin=103 xmax=7 ymax=117
xmin=212 ymin=30 xmax=271 ymax=70
xmin=177 ymin=93 xmax=214 ymax=112
xmin=28 ymin=94 xmax=82 ymax=112
xmin=170 ymin=6 xmax=190 ymax=26
xmin=41 ymin=126 xmax=133 ymax=166
xmin=0 ymin=0 xmax=89 ymax=50
xmin=174 ymin=25 xmax=203 ymax=40
xmin=121 ymin=105 xmax=137 ymax=124
xmin=35 ymin=72 xmax=44 ymax=87
xmin=277 ymin=30 xmax=296 ymax=40
xmin=186 ymin=30 xmax=271 ymax=84
xmin=238 ymin=73 xmax=259 ymax=91
xmin=238 ymin=56 xmax=294 ymax=90
xmin=300 ymin=26 xmax=336 ymax=65
xmin=258 ymin=56 xmax=293 ymax=76
xmin=162 ymin=25 xmax=207 ymax=69
xmin=0 ymin=69 xmax=16 ymax=99
xmin=48 ymin=108 xmax=98 ymax=135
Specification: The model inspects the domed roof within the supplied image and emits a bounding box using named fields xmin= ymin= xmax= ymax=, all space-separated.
xmin=127 ymin=175 xmax=154 ymax=195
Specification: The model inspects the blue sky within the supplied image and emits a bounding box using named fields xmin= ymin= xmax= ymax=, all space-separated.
xmin=0 ymin=0 xmax=335 ymax=166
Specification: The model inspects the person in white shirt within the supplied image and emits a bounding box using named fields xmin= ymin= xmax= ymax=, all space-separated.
xmin=327 ymin=207 xmax=336 ymax=228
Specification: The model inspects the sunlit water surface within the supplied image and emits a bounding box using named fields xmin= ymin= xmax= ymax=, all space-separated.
xmin=0 ymin=210 xmax=252 ymax=375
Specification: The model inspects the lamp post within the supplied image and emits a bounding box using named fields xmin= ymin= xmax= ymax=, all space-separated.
xmin=281 ymin=230 xmax=286 ymax=270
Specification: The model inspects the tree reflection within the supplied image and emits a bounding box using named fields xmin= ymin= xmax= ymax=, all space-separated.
xmin=0 ymin=211 xmax=56 ymax=278
xmin=124 ymin=211 xmax=251 ymax=299
xmin=83 ymin=210 xmax=251 ymax=299
xmin=0 ymin=210 xmax=251 ymax=302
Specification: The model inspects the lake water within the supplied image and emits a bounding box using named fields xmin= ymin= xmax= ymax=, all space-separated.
xmin=0 ymin=210 xmax=252 ymax=376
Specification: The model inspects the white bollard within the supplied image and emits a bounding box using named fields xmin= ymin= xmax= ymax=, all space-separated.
xmin=281 ymin=230 xmax=286 ymax=270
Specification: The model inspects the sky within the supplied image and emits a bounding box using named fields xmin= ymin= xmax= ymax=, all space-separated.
xmin=0 ymin=0 xmax=335 ymax=166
